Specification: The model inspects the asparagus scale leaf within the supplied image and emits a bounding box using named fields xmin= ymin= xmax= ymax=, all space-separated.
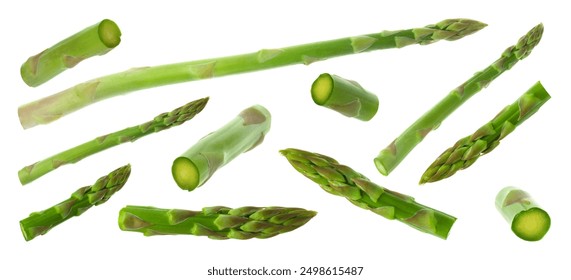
xmin=18 ymin=18 xmax=486 ymax=129
xmin=18 ymin=97 xmax=208 ymax=185
xmin=420 ymin=81 xmax=550 ymax=184
xmin=118 ymin=205 xmax=316 ymax=239
xmin=21 ymin=19 xmax=121 ymax=87
xmin=281 ymin=148 xmax=456 ymax=239
xmin=374 ymin=23 xmax=544 ymax=176
xmin=495 ymin=187 xmax=550 ymax=241
xmin=20 ymin=164 xmax=131 ymax=241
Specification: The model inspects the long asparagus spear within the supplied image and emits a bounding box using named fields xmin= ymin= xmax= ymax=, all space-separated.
xmin=18 ymin=97 xmax=208 ymax=185
xmin=118 ymin=205 xmax=316 ymax=239
xmin=374 ymin=23 xmax=544 ymax=176
xmin=18 ymin=19 xmax=486 ymax=129
xmin=20 ymin=164 xmax=131 ymax=241
xmin=280 ymin=148 xmax=456 ymax=239
xmin=420 ymin=81 xmax=550 ymax=184
xmin=21 ymin=19 xmax=122 ymax=87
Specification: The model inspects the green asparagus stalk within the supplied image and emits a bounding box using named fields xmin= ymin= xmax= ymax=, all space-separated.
xmin=20 ymin=19 xmax=121 ymax=87
xmin=495 ymin=187 xmax=550 ymax=241
xmin=18 ymin=97 xmax=208 ymax=185
xmin=118 ymin=205 xmax=316 ymax=239
xmin=20 ymin=164 xmax=131 ymax=241
xmin=311 ymin=73 xmax=379 ymax=121
xmin=420 ymin=81 xmax=550 ymax=184
xmin=18 ymin=19 xmax=486 ymax=129
xmin=172 ymin=105 xmax=271 ymax=191
xmin=280 ymin=148 xmax=456 ymax=239
xmin=374 ymin=23 xmax=544 ymax=176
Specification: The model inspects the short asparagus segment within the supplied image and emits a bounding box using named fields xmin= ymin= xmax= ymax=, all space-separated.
xmin=280 ymin=148 xmax=456 ymax=239
xmin=172 ymin=105 xmax=271 ymax=191
xmin=311 ymin=73 xmax=379 ymax=121
xmin=420 ymin=81 xmax=550 ymax=184
xmin=18 ymin=18 xmax=486 ymax=129
xmin=18 ymin=97 xmax=208 ymax=185
xmin=20 ymin=19 xmax=121 ymax=87
xmin=118 ymin=205 xmax=316 ymax=239
xmin=375 ymin=23 xmax=544 ymax=176
xmin=20 ymin=164 xmax=131 ymax=241
xmin=495 ymin=187 xmax=550 ymax=241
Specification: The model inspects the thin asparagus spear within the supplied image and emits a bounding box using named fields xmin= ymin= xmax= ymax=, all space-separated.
xmin=280 ymin=148 xmax=456 ymax=239
xmin=18 ymin=97 xmax=208 ymax=185
xmin=18 ymin=19 xmax=486 ymax=129
xmin=20 ymin=164 xmax=131 ymax=241
xmin=21 ymin=19 xmax=121 ymax=87
xmin=374 ymin=23 xmax=544 ymax=176
xmin=118 ymin=205 xmax=316 ymax=239
xmin=420 ymin=81 xmax=550 ymax=184
xmin=311 ymin=73 xmax=379 ymax=121
xmin=496 ymin=187 xmax=550 ymax=241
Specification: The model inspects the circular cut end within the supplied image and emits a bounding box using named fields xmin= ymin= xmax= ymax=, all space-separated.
xmin=512 ymin=207 xmax=550 ymax=241
xmin=98 ymin=19 xmax=122 ymax=48
xmin=20 ymin=221 xmax=32 ymax=241
xmin=374 ymin=157 xmax=389 ymax=176
xmin=172 ymin=157 xmax=200 ymax=191
xmin=311 ymin=73 xmax=334 ymax=105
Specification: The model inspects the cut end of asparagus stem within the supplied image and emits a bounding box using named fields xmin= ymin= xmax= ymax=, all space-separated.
xmin=311 ymin=74 xmax=334 ymax=105
xmin=512 ymin=208 xmax=550 ymax=241
xmin=373 ymin=156 xmax=390 ymax=176
xmin=172 ymin=157 xmax=200 ymax=191
xmin=98 ymin=19 xmax=122 ymax=48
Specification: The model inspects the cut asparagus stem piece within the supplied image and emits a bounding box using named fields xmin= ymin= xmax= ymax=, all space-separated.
xmin=495 ymin=187 xmax=550 ymax=241
xmin=172 ymin=105 xmax=271 ymax=191
xmin=18 ymin=97 xmax=208 ymax=185
xmin=280 ymin=148 xmax=456 ymax=239
xmin=374 ymin=23 xmax=544 ymax=176
xmin=20 ymin=19 xmax=121 ymax=87
xmin=311 ymin=73 xmax=379 ymax=121
xmin=20 ymin=164 xmax=131 ymax=241
xmin=420 ymin=81 xmax=550 ymax=184
xmin=18 ymin=19 xmax=486 ymax=129
xmin=118 ymin=205 xmax=316 ymax=239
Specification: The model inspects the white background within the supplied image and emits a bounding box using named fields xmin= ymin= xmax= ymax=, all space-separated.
xmin=1 ymin=0 xmax=569 ymax=279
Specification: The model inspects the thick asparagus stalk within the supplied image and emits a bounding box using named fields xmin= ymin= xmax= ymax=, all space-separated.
xmin=20 ymin=164 xmax=131 ymax=241
xmin=18 ymin=97 xmax=208 ymax=185
xmin=374 ymin=23 xmax=544 ymax=176
xmin=118 ymin=205 xmax=316 ymax=239
xmin=18 ymin=19 xmax=486 ymax=129
xmin=420 ymin=81 xmax=550 ymax=184
xmin=21 ymin=19 xmax=121 ymax=87
xmin=495 ymin=187 xmax=550 ymax=241
xmin=311 ymin=73 xmax=379 ymax=121
xmin=280 ymin=148 xmax=456 ymax=239
xmin=172 ymin=105 xmax=271 ymax=191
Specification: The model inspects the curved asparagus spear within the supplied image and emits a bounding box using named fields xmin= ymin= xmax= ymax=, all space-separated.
xmin=280 ymin=148 xmax=456 ymax=239
xmin=420 ymin=81 xmax=550 ymax=184
xmin=311 ymin=73 xmax=379 ymax=121
xmin=21 ymin=19 xmax=121 ymax=87
xmin=374 ymin=23 xmax=544 ymax=176
xmin=20 ymin=164 xmax=131 ymax=241
xmin=118 ymin=205 xmax=316 ymax=239
xmin=18 ymin=19 xmax=486 ymax=129
xmin=172 ymin=105 xmax=270 ymax=191
xmin=18 ymin=97 xmax=208 ymax=185
xmin=495 ymin=187 xmax=550 ymax=241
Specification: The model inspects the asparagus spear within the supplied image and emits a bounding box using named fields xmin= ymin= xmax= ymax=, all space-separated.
xmin=172 ymin=105 xmax=271 ymax=191
xmin=21 ymin=19 xmax=121 ymax=87
xmin=374 ymin=23 xmax=544 ymax=176
xmin=496 ymin=187 xmax=550 ymax=241
xmin=420 ymin=81 xmax=550 ymax=184
xmin=20 ymin=164 xmax=131 ymax=241
xmin=18 ymin=97 xmax=208 ymax=185
xmin=280 ymin=148 xmax=456 ymax=239
xmin=118 ymin=205 xmax=316 ymax=239
xmin=311 ymin=73 xmax=379 ymax=121
xmin=18 ymin=19 xmax=486 ymax=129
